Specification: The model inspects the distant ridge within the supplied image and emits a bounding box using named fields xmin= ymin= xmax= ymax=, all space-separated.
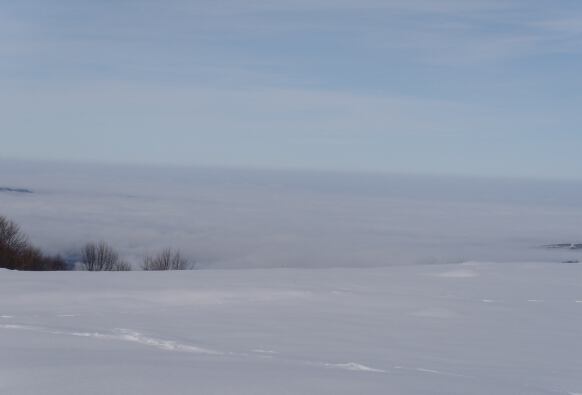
xmin=0 ymin=187 xmax=33 ymax=194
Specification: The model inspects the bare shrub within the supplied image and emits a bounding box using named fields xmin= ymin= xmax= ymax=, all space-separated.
xmin=40 ymin=254 xmax=68 ymax=271
xmin=17 ymin=247 xmax=68 ymax=271
xmin=142 ymin=248 xmax=193 ymax=271
xmin=80 ymin=241 xmax=120 ymax=271
xmin=17 ymin=246 xmax=45 ymax=271
xmin=0 ymin=244 xmax=18 ymax=270
xmin=113 ymin=260 xmax=132 ymax=271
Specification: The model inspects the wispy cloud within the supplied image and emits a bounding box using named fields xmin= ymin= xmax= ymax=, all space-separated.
xmin=1 ymin=0 xmax=582 ymax=177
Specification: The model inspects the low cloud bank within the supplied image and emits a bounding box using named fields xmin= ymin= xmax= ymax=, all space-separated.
xmin=1 ymin=160 xmax=581 ymax=269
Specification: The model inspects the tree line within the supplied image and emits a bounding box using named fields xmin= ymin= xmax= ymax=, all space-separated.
xmin=0 ymin=215 xmax=193 ymax=271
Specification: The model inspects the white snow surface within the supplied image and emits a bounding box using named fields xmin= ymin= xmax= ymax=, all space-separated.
xmin=1 ymin=261 xmax=581 ymax=394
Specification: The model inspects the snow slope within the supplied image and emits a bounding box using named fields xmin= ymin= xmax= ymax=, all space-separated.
xmin=1 ymin=262 xmax=581 ymax=394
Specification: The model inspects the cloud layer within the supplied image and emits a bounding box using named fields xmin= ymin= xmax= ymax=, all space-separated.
xmin=1 ymin=161 xmax=582 ymax=269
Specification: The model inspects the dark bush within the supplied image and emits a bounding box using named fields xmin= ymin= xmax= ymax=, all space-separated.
xmin=18 ymin=247 xmax=68 ymax=271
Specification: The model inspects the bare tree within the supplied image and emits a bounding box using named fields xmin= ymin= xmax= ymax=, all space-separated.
xmin=0 ymin=215 xmax=69 ymax=271
xmin=0 ymin=216 xmax=28 ymax=252
xmin=0 ymin=215 xmax=29 ymax=270
xmin=80 ymin=241 xmax=120 ymax=271
xmin=142 ymin=248 xmax=193 ymax=271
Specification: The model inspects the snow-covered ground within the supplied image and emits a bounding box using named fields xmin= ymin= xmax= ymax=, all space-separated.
xmin=1 ymin=261 xmax=581 ymax=394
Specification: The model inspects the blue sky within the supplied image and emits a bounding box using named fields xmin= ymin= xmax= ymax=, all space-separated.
xmin=1 ymin=0 xmax=582 ymax=179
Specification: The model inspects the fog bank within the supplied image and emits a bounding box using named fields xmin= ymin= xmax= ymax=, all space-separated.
xmin=1 ymin=160 xmax=581 ymax=268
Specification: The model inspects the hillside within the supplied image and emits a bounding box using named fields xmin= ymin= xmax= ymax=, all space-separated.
xmin=1 ymin=261 xmax=581 ymax=394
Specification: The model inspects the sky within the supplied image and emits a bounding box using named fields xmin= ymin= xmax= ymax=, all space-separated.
xmin=1 ymin=0 xmax=582 ymax=179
